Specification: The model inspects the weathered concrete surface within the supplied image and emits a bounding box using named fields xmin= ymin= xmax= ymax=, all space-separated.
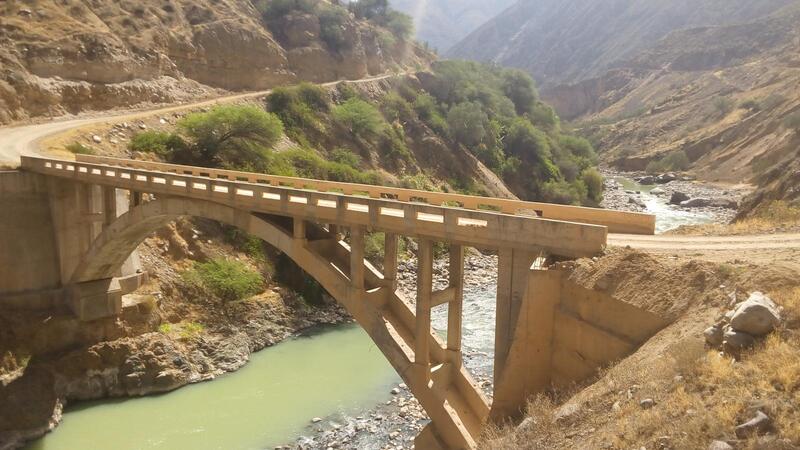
xmin=491 ymin=268 xmax=670 ymax=420
xmin=0 ymin=172 xmax=61 ymax=297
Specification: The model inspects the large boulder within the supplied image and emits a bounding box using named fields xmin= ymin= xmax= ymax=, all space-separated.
xmin=730 ymin=292 xmax=781 ymax=336
xmin=655 ymin=172 xmax=677 ymax=184
xmin=681 ymin=197 xmax=712 ymax=208
xmin=669 ymin=191 xmax=690 ymax=205
xmin=635 ymin=175 xmax=655 ymax=185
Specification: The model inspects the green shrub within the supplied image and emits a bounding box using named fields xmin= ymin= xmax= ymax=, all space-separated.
xmin=447 ymin=102 xmax=489 ymax=147
xmin=380 ymin=92 xmax=414 ymax=122
xmin=266 ymin=84 xmax=327 ymax=141
xmin=65 ymin=142 xmax=94 ymax=155
xmin=581 ymin=167 xmax=604 ymax=203
xmin=384 ymin=10 xmax=413 ymax=40
xmin=333 ymin=98 xmax=386 ymax=139
xmin=646 ymin=150 xmax=691 ymax=173
xmin=128 ymin=131 xmax=186 ymax=156
xmin=414 ymin=93 xmax=448 ymax=134
xmin=296 ymin=82 xmax=330 ymax=112
xmin=540 ymin=179 xmax=586 ymax=205
xmin=329 ymin=147 xmax=362 ymax=167
xmin=740 ymin=99 xmax=761 ymax=112
xmin=260 ymin=0 xmax=317 ymax=19
xmin=174 ymin=105 xmax=283 ymax=169
xmin=319 ymin=6 xmax=351 ymax=51
xmin=501 ymin=69 xmax=539 ymax=115
xmin=712 ymin=96 xmax=735 ymax=116
xmin=183 ymin=258 xmax=264 ymax=302
xmin=268 ymin=148 xmax=382 ymax=184
xmin=783 ymin=111 xmax=800 ymax=133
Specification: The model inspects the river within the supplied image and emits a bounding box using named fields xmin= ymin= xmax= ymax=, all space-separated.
xmin=26 ymin=175 xmax=715 ymax=450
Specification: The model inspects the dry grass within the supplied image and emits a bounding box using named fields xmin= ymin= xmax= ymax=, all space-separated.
xmin=671 ymin=201 xmax=800 ymax=236
xmin=481 ymin=287 xmax=800 ymax=449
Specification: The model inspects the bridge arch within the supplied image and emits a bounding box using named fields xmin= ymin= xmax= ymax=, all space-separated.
xmin=71 ymin=196 xmax=489 ymax=449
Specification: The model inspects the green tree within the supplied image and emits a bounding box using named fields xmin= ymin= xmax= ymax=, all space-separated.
xmin=501 ymin=69 xmax=538 ymax=115
xmin=333 ymin=98 xmax=385 ymax=139
xmin=581 ymin=168 xmax=604 ymax=203
xmin=174 ymin=105 xmax=283 ymax=169
xmin=129 ymin=131 xmax=187 ymax=157
xmin=447 ymin=102 xmax=489 ymax=147
xmin=319 ymin=6 xmax=351 ymax=51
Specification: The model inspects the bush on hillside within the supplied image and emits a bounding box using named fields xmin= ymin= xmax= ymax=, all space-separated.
xmin=65 ymin=142 xmax=94 ymax=155
xmin=447 ymin=102 xmax=490 ymax=148
xmin=183 ymin=258 xmax=264 ymax=302
xmin=260 ymin=0 xmax=317 ymax=19
xmin=333 ymin=98 xmax=386 ymax=139
xmin=582 ymin=168 xmax=604 ymax=204
xmin=712 ymin=96 xmax=735 ymax=116
xmin=129 ymin=131 xmax=187 ymax=157
xmin=174 ymin=105 xmax=283 ymax=169
xmin=501 ymin=69 xmax=539 ymax=116
xmin=646 ymin=150 xmax=691 ymax=174
xmin=267 ymin=148 xmax=382 ymax=185
xmin=739 ymin=99 xmax=761 ymax=112
xmin=783 ymin=111 xmax=800 ymax=133
xmin=318 ymin=6 xmax=351 ymax=51
xmin=380 ymin=92 xmax=414 ymax=123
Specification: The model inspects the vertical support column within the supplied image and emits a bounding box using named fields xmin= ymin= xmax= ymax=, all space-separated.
xmin=350 ymin=226 xmax=365 ymax=291
xmin=129 ymin=191 xmax=142 ymax=209
xmin=416 ymin=238 xmax=433 ymax=383
xmin=383 ymin=232 xmax=399 ymax=290
xmin=103 ymin=186 xmax=117 ymax=227
xmin=293 ymin=217 xmax=307 ymax=242
xmin=447 ymin=244 xmax=464 ymax=362
xmin=494 ymin=248 xmax=535 ymax=392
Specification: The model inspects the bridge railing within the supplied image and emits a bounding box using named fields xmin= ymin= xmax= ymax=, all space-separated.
xmin=22 ymin=156 xmax=608 ymax=258
xmin=75 ymin=155 xmax=655 ymax=235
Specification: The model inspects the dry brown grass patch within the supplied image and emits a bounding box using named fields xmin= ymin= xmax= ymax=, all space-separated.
xmin=671 ymin=201 xmax=800 ymax=236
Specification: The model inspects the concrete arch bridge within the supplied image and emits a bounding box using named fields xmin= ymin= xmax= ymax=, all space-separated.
xmin=2 ymin=155 xmax=659 ymax=449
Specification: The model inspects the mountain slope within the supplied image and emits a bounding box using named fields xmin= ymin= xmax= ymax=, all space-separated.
xmin=448 ymin=0 xmax=795 ymax=87
xmin=391 ymin=0 xmax=515 ymax=52
xmin=0 ymin=0 xmax=429 ymax=124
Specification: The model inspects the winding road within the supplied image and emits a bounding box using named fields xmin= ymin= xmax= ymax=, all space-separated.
xmin=2 ymin=76 xmax=798 ymax=264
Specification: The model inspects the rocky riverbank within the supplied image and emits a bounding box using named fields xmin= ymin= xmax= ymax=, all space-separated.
xmin=0 ymin=220 xmax=351 ymax=450
xmin=601 ymin=169 xmax=747 ymax=228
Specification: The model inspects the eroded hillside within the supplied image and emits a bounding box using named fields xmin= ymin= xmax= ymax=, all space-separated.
xmin=0 ymin=0 xmax=429 ymax=124
xmin=447 ymin=0 xmax=794 ymax=87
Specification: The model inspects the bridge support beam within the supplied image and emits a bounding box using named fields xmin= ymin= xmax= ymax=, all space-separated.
xmin=69 ymin=278 xmax=122 ymax=321
xmin=491 ymin=248 xmax=537 ymax=421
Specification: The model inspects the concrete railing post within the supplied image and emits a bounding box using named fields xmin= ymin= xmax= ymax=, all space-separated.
xmin=349 ymin=226 xmax=365 ymax=291
xmin=416 ymin=238 xmax=433 ymax=383
xmin=447 ymin=244 xmax=464 ymax=362
xmin=383 ymin=232 xmax=398 ymax=290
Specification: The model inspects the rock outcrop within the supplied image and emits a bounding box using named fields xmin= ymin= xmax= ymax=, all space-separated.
xmin=0 ymin=1 xmax=430 ymax=124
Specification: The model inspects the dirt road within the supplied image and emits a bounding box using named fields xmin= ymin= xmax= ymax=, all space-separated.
xmin=0 ymin=74 xmax=398 ymax=167
xmin=609 ymin=232 xmax=800 ymax=270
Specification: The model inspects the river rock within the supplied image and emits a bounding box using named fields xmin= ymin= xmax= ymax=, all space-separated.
xmin=708 ymin=440 xmax=734 ymax=450
xmin=735 ymin=411 xmax=772 ymax=438
xmin=628 ymin=196 xmax=646 ymax=209
xmin=710 ymin=199 xmax=739 ymax=209
xmin=669 ymin=192 xmax=690 ymax=205
xmin=650 ymin=187 xmax=666 ymax=196
xmin=655 ymin=173 xmax=677 ymax=184
xmin=729 ymin=292 xmax=781 ymax=336
xmin=635 ymin=176 xmax=655 ymax=185
xmin=681 ymin=198 xmax=712 ymax=208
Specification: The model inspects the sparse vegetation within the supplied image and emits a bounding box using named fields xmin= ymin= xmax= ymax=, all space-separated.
xmin=782 ymin=111 xmax=800 ymax=133
xmin=65 ymin=142 xmax=94 ymax=155
xmin=183 ymin=258 xmax=264 ymax=302
xmin=712 ymin=96 xmax=735 ymax=116
xmin=646 ymin=150 xmax=690 ymax=174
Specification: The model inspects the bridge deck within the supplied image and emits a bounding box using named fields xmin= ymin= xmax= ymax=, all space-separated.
xmin=75 ymin=155 xmax=655 ymax=235
xmin=22 ymin=155 xmax=622 ymax=258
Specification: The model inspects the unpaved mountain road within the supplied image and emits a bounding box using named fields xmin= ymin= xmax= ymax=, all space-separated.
xmin=0 ymin=73 xmax=400 ymax=167
xmin=609 ymin=233 xmax=800 ymax=270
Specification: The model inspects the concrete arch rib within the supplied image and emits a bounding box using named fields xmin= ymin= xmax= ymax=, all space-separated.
xmin=72 ymin=196 xmax=488 ymax=449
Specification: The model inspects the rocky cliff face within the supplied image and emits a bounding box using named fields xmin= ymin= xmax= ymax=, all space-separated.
xmin=0 ymin=0 xmax=429 ymax=124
